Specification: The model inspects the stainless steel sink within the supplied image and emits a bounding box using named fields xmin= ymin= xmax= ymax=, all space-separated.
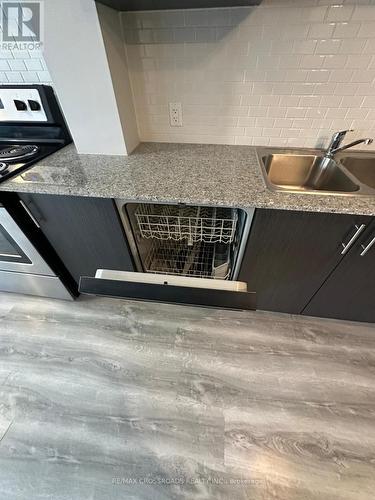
xmin=339 ymin=156 xmax=375 ymax=190
xmin=257 ymin=148 xmax=375 ymax=196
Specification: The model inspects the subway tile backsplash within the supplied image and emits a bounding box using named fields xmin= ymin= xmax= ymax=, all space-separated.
xmin=123 ymin=0 xmax=375 ymax=148
xmin=0 ymin=49 xmax=52 ymax=85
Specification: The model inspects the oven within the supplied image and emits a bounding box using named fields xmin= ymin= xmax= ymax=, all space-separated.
xmin=0 ymin=203 xmax=73 ymax=300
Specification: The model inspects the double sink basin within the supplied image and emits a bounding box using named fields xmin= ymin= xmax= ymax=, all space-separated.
xmin=257 ymin=148 xmax=375 ymax=196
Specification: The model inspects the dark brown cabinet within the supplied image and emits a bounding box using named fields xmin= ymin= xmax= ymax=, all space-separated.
xmin=303 ymin=220 xmax=375 ymax=323
xmin=18 ymin=194 xmax=135 ymax=285
xmin=238 ymin=208 xmax=373 ymax=315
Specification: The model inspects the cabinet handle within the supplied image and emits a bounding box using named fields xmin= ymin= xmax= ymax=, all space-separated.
xmin=341 ymin=224 xmax=366 ymax=255
xmin=360 ymin=235 xmax=375 ymax=257
xmin=19 ymin=200 xmax=40 ymax=229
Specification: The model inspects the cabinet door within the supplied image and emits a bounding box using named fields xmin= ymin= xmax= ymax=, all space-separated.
xmin=303 ymin=221 xmax=375 ymax=323
xmin=238 ymin=208 xmax=372 ymax=314
xmin=18 ymin=194 xmax=135 ymax=284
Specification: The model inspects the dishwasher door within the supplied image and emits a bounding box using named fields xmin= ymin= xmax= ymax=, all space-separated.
xmin=79 ymin=270 xmax=256 ymax=310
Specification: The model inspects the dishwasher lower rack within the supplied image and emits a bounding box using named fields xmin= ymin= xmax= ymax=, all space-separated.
xmin=134 ymin=204 xmax=238 ymax=245
xmin=143 ymin=239 xmax=231 ymax=280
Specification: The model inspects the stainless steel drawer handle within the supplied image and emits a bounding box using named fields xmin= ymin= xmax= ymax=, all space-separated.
xmin=341 ymin=224 xmax=366 ymax=255
xmin=360 ymin=235 xmax=375 ymax=257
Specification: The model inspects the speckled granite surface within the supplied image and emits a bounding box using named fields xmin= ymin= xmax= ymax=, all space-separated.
xmin=1 ymin=142 xmax=375 ymax=215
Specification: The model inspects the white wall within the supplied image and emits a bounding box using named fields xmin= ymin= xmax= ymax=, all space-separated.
xmin=97 ymin=3 xmax=139 ymax=154
xmin=123 ymin=0 xmax=375 ymax=149
xmin=43 ymin=0 xmax=134 ymax=155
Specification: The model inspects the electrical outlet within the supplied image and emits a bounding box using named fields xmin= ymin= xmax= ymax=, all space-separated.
xmin=169 ymin=102 xmax=183 ymax=127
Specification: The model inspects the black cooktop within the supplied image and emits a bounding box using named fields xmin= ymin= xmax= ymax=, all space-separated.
xmin=0 ymin=142 xmax=65 ymax=183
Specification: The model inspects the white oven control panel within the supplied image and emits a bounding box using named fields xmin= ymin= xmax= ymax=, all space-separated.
xmin=0 ymin=88 xmax=48 ymax=122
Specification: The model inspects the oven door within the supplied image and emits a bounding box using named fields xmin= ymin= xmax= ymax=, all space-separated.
xmin=79 ymin=270 xmax=256 ymax=310
xmin=0 ymin=206 xmax=54 ymax=275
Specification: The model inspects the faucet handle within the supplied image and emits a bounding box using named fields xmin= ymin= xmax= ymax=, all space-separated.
xmin=333 ymin=129 xmax=354 ymax=139
xmin=327 ymin=129 xmax=354 ymax=153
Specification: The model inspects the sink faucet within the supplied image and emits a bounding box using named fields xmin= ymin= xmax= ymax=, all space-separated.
xmin=325 ymin=129 xmax=373 ymax=158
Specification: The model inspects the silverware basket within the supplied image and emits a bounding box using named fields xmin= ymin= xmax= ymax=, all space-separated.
xmin=134 ymin=204 xmax=238 ymax=244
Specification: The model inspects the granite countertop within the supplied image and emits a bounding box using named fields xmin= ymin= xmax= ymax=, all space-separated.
xmin=1 ymin=142 xmax=375 ymax=216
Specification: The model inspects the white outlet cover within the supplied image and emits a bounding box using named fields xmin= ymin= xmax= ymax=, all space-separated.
xmin=169 ymin=102 xmax=182 ymax=127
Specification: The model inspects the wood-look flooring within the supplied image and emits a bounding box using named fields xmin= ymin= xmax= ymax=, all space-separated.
xmin=0 ymin=292 xmax=374 ymax=499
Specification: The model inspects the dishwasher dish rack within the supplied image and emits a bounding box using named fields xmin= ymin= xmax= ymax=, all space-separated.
xmin=134 ymin=204 xmax=238 ymax=244
xmin=143 ymin=239 xmax=231 ymax=279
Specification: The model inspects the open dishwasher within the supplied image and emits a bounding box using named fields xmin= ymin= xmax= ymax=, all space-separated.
xmin=79 ymin=202 xmax=256 ymax=310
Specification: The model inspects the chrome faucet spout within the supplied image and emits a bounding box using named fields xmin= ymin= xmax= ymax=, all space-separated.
xmin=328 ymin=138 xmax=373 ymax=156
xmin=325 ymin=130 xmax=373 ymax=158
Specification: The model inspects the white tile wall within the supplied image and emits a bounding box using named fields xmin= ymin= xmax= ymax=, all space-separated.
xmin=122 ymin=0 xmax=375 ymax=148
xmin=0 ymin=49 xmax=52 ymax=84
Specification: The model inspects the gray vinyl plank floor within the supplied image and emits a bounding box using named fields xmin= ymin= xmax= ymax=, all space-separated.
xmin=0 ymin=292 xmax=374 ymax=500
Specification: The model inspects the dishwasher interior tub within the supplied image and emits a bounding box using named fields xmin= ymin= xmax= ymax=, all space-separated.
xmin=117 ymin=202 xmax=252 ymax=282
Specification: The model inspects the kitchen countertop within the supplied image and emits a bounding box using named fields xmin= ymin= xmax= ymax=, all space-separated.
xmin=0 ymin=142 xmax=375 ymax=216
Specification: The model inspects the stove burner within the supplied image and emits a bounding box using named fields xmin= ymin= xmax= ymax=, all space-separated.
xmin=0 ymin=145 xmax=39 ymax=161
xmin=0 ymin=162 xmax=8 ymax=175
